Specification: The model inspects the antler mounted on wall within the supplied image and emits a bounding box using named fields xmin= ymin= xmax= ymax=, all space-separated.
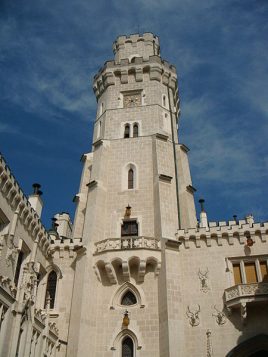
xmin=186 ymin=304 xmax=201 ymax=326
xmin=198 ymin=268 xmax=210 ymax=293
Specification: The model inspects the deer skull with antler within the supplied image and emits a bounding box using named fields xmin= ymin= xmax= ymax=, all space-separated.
xmin=212 ymin=305 xmax=226 ymax=325
xmin=186 ymin=305 xmax=201 ymax=326
xmin=198 ymin=268 xmax=210 ymax=293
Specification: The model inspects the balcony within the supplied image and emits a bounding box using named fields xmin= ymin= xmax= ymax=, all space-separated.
xmin=93 ymin=236 xmax=161 ymax=284
xmin=94 ymin=236 xmax=160 ymax=253
xmin=225 ymin=283 xmax=268 ymax=323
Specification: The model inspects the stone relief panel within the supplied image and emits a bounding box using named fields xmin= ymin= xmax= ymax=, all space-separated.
xmin=198 ymin=267 xmax=210 ymax=293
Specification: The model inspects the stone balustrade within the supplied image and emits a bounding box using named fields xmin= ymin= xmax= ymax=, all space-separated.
xmin=225 ymin=283 xmax=268 ymax=305
xmin=94 ymin=236 xmax=161 ymax=254
xmin=224 ymin=283 xmax=268 ymax=323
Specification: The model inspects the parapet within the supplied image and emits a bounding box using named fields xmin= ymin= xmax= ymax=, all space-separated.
xmin=176 ymin=220 xmax=268 ymax=249
xmin=113 ymin=32 xmax=160 ymax=62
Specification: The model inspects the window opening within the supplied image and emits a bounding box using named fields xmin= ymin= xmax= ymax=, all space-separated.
xmin=121 ymin=220 xmax=138 ymax=237
xmin=245 ymin=262 xmax=257 ymax=283
xmin=14 ymin=251 xmax=24 ymax=286
xmin=133 ymin=123 xmax=139 ymax=138
xmin=45 ymin=271 xmax=57 ymax=309
xmin=122 ymin=336 xmax=134 ymax=357
xmin=128 ymin=169 xmax=134 ymax=189
xmin=233 ymin=263 xmax=242 ymax=285
xmin=260 ymin=261 xmax=268 ymax=282
xmin=121 ymin=291 xmax=137 ymax=306
xmin=124 ymin=124 xmax=130 ymax=138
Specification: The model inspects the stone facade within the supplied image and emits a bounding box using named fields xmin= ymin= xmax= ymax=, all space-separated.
xmin=0 ymin=33 xmax=268 ymax=356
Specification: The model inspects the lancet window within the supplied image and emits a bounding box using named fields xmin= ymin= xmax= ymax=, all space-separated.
xmin=45 ymin=271 xmax=57 ymax=309
xmin=133 ymin=123 xmax=139 ymax=137
xmin=128 ymin=169 xmax=134 ymax=189
xmin=122 ymin=336 xmax=134 ymax=357
xmin=124 ymin=124 xmax=130 ymax=138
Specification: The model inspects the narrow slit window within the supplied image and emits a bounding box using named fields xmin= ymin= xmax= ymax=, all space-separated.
xmin=124 ymin=124 xmax=130 ymax=138
xmin=133 ymin=123 xmax=139 ymax=138
xmin=163 ymin=95 xmax=166 ymax=107
xmin=128 ymin=169 xmax=134 ymax=189
xmin=122 ymin=336 xmax=134 ymax=357
xmin=14 ymin=251 xmax=24 ymax=286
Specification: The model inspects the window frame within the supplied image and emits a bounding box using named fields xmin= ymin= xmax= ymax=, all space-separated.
xmin=121 ymin=219 xmax=138 ymax=237
xmin=230 ymin=256 xmax=268 ymax=285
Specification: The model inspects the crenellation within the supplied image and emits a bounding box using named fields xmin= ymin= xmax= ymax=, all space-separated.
xmin=176 ymin=220 xmax=268 ymax=249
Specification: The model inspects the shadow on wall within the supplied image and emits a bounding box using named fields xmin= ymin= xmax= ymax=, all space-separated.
xmin=225 ymin=276 xmax=268 ymax=356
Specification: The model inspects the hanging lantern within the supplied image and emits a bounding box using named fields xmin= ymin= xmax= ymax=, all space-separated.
xmin=122 ymin=310 xmax=129 ymax=327
xmin=125 ymin=205 xmax=132 ymax=218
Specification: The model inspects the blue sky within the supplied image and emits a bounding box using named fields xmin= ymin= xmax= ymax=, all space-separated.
xmin=1 ymin=0 xmax=268 ymax=228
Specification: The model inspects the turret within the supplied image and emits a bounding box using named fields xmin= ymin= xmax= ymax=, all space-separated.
xmin=113 ymin=32 xmax=160 ymax=62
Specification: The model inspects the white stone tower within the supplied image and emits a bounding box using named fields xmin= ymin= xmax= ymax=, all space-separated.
xmin=67 ymin=32 xmax=197 ymax=356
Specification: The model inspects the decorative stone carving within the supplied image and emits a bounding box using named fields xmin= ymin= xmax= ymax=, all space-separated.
xmin=212 ymin=305 xmax=226 ymax=325
xmin=123 ymin=93 xmax=141 ymax=108
xmin=94 ymin=236 xmax=160 ymax=253
xmin=0 ymin=275 xmax=17 ymax=298
xmin=186 ymin=304 xmax=200 ymax=326
xmin=241 ymin=302 xmax=247 ymax=324
xmin=198 ymin=268 xmax=210 ymax=293
xmin=206 ymin=329 xmax=213 ymax=357
xmin=21 ymin=262 xmax=39 ymax=303
xmin=225 ymin=283 xmax=268 ymax=303
xmin=5 ymin=235 xmax=19 ymax=266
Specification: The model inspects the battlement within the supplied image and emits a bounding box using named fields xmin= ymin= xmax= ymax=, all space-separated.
xmin=176 ymin=220 xmax=268 ymax=249
xmin=113 ymin=32 xmax=160 ymax=62
xmin=93 ymin=55 xmax=177 ymax=100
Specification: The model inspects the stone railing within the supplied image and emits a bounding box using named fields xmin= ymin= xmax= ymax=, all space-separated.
xmin=225 ymin=283 xmax=268 ymax=304
xmin=94 ymin=236 xmax=160 ymax=254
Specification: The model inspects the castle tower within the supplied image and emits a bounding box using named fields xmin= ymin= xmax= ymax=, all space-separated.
xmin=67 ymin=33 xmax=197 ymax=356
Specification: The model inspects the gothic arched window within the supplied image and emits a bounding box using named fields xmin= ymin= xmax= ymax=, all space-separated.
xmin=121 ymin=291 xmax=137 ymax=306
xmin=122 ymin=336 xmax=134 ymax=357
xmin=124 ymin=124 xmax=130 ymax=138
xmin=128 ymin=168 xmax=134 ymax=189
xmin=45 ymin=271 xmax=57 ymax=309
xmin=133 ymin=123 xmax=139 ymax=138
